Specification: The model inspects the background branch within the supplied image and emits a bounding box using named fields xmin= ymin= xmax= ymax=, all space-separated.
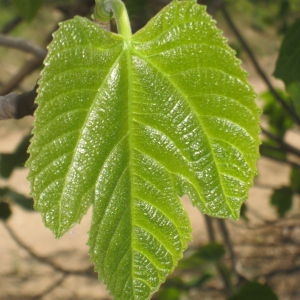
xmin=0 ymin=56 xmax=43 ymax=95
xmin=2 ymin=222 xmax=96 ymax=278
xmin=261 ymin=126 xmax=300 ymax=159
xmin=0 ymin=33 xmax=46 ymax=59
xmin=0 ymin=16 xmax=22 ymax=34
xmin=0 ymin=88 xmax=36 ymax=119
xmin=220 ymin=3 xmax=300 ymax=124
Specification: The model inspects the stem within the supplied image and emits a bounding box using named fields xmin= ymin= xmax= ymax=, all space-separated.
xmin=95 ymin=0 xmax=132 ymax=39
xmin=204 ymin=216 xmax=234 ymax=297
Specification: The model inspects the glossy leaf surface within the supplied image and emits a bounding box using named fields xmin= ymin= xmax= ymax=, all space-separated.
xmin=27 ymin=1 xmax=259 ymax=299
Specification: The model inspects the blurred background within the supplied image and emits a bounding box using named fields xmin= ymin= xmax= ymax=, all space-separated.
xmin=1 ymin=0 xmax=300 ymax=299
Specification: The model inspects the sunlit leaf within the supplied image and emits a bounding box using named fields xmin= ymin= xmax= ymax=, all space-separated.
xmin=27 ymin=1 xmax=259 ymax=298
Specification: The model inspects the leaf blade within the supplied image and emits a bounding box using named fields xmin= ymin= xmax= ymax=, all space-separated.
xmin=27 ymin=1 xmax=260 ymax=299
xmin=132 ymin=0 xmax=259 ymax=219
xmin=27 ymin=17 xmax=125 ymax=237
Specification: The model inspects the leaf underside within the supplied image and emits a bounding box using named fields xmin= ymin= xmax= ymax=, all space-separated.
xmin=27 ymin=1 xmax=260 ymax=299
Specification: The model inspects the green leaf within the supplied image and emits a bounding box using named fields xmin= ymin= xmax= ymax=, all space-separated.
xmin=274 ymin=18 xmax=300 ymax=85
xmin=197 ymin=243 xmax=225 ymax=262
xmin=291 ymin=166 xmax=300 ymax=193
xmin=261 ymin=89 xmax=293 ymax=137
xmin=154 ymin=286 xmax=182 ymax=300
xmin=229 ymin=281 xmax=278 ymax=300
xmin=271 ymin=186 xmax=293 ymax=217
xmin=274 ymin=18 xmax=300 ymax=118
xmin=178 ymin=243 xmax=225 ymax=271
xmin=287 ymin=81 xmax=300 ymax=116
xmin=27 ymin=1 xmax=259 ymax=299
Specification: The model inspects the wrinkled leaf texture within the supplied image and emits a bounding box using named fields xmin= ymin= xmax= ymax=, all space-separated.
xmin=27 ymin=1 xmax=259 ymax=299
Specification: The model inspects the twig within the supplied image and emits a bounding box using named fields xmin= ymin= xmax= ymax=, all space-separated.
xmin=204 ymin=216 xmax=234 ymax=297
xmin=230 ymin=213 xmax=300 ymax=231
xmin=220 ymin=3 xmax=300 ymax=124
xmin=2 ymin=222 xmax=96 ymax=278
xmin=0 ymin=88 xmax=37 ymax=119
xmin=260 ymin=149 xmax=300 ymax=169
xmin=261 ymin=126 xmax=300 ymax=158
xmin=31 ymin=274 xmax=67 ymax=300
xmin=204 ymin=215 xmax=216 ymax=241
xmin=217 ymin=219 xmax=237 ymax=274
xmin=204 ymin=0 xmax=223 ymax=14
xmin=1 ymin=16 xmax=22 ymax=34
xmin=0 ymin=33 xmax=46 ymax=59
xmin=0 ymin=56 xmax=43 ymax=95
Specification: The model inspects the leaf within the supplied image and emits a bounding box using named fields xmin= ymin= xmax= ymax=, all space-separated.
xmin=27 ymin=1 xmax=260 ymax=299
xmin=229 ymin=281 xmax=278 ymax=300
xmin=178 ymin=242 xmax=225 ymax=271
xmin=261 ymin=89 xmax=293 ymax=137
xmin=197 ymin=243 xmax=225 ymax=262
xmin=274 ymin=18 xmax=300 ymax=118
xmin=271 ymin=186 xmax=293 ymax=217
xmin=154 ymin=286 xmax=182 ymax=300
xmin=274 ymin=18 xmax=300 ymax=85
xmin=287 ymin=81 xmax=300 ymax=116
xmin=291 ymin=166 xmax=300 ymax=193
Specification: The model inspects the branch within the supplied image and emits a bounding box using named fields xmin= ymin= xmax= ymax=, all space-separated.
xmin=204 ymin=215 xmax=216 ymax=241
xmin=0 ymin=33 xmax=46 ymax=59
xmin=261 ymin=265 xmax=300 ymax=280
xmin=260 ymin=145 xmax=300 ymax=169
xmin=0 ymin=89 xmax=37 ymax=119
xmin=220 ymin=3 xmax=300 ymax=124
xmin=0 ymin=56 xmax=43 ymax=95
xmin=217 ymin=219 xmax=237 ymax=274
xmin=1 ymin=16 xmax=22 ymax=34
xmin=261 ymin=126 xmax=300 ymax=158
xmin=31 ymin=275 xmax=67 ymax=300
xmin=204 ymin=216 xmax=234 ymax=297
xmin=2 ymin=222 xmax=96 ymax=278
